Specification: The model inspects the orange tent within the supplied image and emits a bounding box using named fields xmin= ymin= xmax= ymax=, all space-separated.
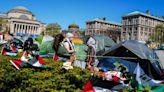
xmin=72 ymin=38 xmax=83 ymax=44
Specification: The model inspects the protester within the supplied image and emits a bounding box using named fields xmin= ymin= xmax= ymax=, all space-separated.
xmin=54 ymin=33 xmax=76 ymax=61
xmin=23 ymin=36 xmax=33 ymax=51
xmin=86 ymin=37 xmax=97 ymax=72
xmin=63 ymin=33 xmax=76 ymax=61
xmin=20 ymin=37 xmax=46 ymax=68
xmin=53 ymin=33 xmax=65 ymax=61
xmin=1 ymin=38 xmax=17 ymax=56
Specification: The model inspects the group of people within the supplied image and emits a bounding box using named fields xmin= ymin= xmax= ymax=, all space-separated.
xmin=53 ymin=32 xmax=98 ymax=70
xmin=1 ymin=34 xmax=47 ymax=70
xmin=53 ymin=32 xmax=132 ymax=87
xmin=1 ymin=32 xmax=131 ymax=87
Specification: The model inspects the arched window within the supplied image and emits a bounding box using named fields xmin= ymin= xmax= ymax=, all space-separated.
xmin=19 ymin=15 xmax=29 ymax=20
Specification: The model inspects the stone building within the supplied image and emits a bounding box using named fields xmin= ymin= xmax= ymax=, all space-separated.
xmin=85 ymin=18 xmax=122 ymax=42
xmin=121 ymin=11 xmax=164 ymax=43
xmin=0 ymin=6 xmax=45 ymax=37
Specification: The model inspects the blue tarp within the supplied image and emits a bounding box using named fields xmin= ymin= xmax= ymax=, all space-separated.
xmin=98 ymin=58 xmax=137 ymax=74
xmin=16 ymin=33 xmax=38 ymax=38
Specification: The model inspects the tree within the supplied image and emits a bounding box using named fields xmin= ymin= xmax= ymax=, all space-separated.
xmin=149 ymin=24 xmax=164 ymax=45
xmin=0 ymin=18 xmax=9 ymax=33
xmin=46 ymin=23 xmax=61 ymax=37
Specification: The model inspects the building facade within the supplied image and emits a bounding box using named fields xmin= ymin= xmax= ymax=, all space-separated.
xmin=85 ymin=18 xmax=122 ymax=42
xmin=0 ymin=6 xmax=45 ymax=36
xmin=121 ymin=11 xmax=164 ymax=43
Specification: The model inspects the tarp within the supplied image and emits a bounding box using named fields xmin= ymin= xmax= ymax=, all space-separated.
xmin=98 ymin=58 xmax=137 ymax=74
xmin=101 ymin=40 xmax=163 ymax=80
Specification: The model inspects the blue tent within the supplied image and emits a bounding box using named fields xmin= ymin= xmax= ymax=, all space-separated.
xmin=98 ymin=58 xmax=137 ymax=74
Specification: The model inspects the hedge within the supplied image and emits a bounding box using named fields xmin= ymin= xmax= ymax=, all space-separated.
xmin=0 ymin=48 xmax=91 ymax=92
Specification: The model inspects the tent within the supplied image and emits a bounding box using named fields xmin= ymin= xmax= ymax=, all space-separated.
xmin=13 ymin=38 xmax=23 ymax=48
xmin=100 ymin=40 xmax=163 ymax=80
xmin=35 ymin=35 xmax=54 ymax=56
xmin=35 ymin=35 xmax=43 ymax=44
xmin=81 ymin=35 xmax=116 ymax=55
xmin=155 ymin=50 xmax=164 ymax=69
xmin=35 ymin=35 xmax=54 ymax=44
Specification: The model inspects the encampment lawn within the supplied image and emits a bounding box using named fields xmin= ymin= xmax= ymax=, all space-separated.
xmin=0 ymin=46 xmax=163 ymax=92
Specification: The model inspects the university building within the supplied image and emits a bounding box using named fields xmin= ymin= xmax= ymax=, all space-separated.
xmin=121 ymin=11 xmax=164 ymax=43
xmin=0 ymin=6 xmax=45 ymax=37
xmin=85 ymin=18 xmax=122 ymax=42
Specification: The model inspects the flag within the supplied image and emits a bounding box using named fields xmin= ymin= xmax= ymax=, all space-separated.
xmin=83 ymin=76 xmax=121 ymax=92
xmin=133 ymin=63 xmax=163 ymax=90
xmin=133 ymin=63 xmax=144 ymax=90
xmin=10 ymin=60 xmax=26 ymax=70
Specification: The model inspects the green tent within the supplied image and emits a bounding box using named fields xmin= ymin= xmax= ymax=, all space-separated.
xmin=74 ymin=43 xmax=88 ymax=61
xmin=35 ymin=35 xmax=43 ymax=44
xmin=34 ymin=35 xmax=55 ymax=55
xmin=39 ymin=41 xmax=54 ymax=55
xmin=81 ymin=35 xmax=116 ymax=55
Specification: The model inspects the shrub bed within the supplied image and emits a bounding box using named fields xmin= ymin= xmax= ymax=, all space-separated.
xmin=0 ymin=51 xmax=91 ymax=91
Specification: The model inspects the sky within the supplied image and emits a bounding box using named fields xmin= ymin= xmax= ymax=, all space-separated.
xmin=0 ymin=0 xmax=164 ymax=30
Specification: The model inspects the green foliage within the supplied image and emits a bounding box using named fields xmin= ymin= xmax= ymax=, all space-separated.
xmin=46 ymin=23 xmax=61 ymax=37
xmin=149 ymin=24 xmax=164 ymax=44
xmin=0 ymin=18 xmax=9 ymax=32
xmin=0 ymin=47 xmax=91 ymax=91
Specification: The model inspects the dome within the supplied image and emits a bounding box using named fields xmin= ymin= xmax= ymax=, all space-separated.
xmin=7 ymin=6 xmax=32 ymax=14
xmin=13 ymin=6 xmax=29 ymax=11
xmin=68 ymin=23 xmax=79 ymax=28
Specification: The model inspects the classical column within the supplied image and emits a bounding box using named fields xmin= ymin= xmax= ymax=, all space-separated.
xmin=10 ymin=22 xmax=14 ymax=33
xmin=28 ymin=25 xmax=30 ymax=34
xmin=35 ymin=26 xmax=38 ymax=34
xmin=15 ymin=24 xmax=17 ymax=33
xmin=19 ymin=24 xmax=22 ymax=33
xmin=17 ymin=24 xmax=20 ymax=33
xmin=14 ymin=23 xmax=16 ymax=33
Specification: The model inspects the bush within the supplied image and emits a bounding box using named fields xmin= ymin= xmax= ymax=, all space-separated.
xmin=0 ymin=50 xmax=91 ymax=91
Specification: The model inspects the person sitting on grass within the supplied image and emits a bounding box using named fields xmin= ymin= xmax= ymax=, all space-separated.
xmin=53 ymin=33 xmax=76 ymax=70
xmin=1 ymin=38 xmax=17 ymax=56
xmin=20 ymin=38 xmax=46 ymax=68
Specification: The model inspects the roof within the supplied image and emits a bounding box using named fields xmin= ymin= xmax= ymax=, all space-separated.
xmin=123 ymin=11 xmax=164 ymax=22
xmin=86 ymin=18 xmax=122 ymax=26
xmin=7 ymin=6 xmax=32 ymax=14
xmin=68 ymin=23 xmax=79 ymax=28
xmin=13 ymin=6 xmax=29 ymax=11
xmin=103 ymin=40 xmax=156 ymax=60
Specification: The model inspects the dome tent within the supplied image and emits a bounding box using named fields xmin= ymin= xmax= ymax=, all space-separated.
xmin=100 ymin=40 xmax=163 ymax=80
xmin=35 ymin=35 xmax=54 ymax=56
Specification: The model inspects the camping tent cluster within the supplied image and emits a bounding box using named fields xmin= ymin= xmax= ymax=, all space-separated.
xmin=1 ymin=33 xmax=163 ymax=91
xmin=83 ymin=40 xmax=164 ymax=92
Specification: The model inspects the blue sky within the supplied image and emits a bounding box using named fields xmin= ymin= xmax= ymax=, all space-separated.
xmin=0 ymin=0 xmax=164 ymax=29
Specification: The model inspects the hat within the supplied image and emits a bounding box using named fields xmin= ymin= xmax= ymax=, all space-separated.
xmin=66 ymin=33 xmax=73 ymax=38
xmin=87 ymin=37 xmax=96 ymax=45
